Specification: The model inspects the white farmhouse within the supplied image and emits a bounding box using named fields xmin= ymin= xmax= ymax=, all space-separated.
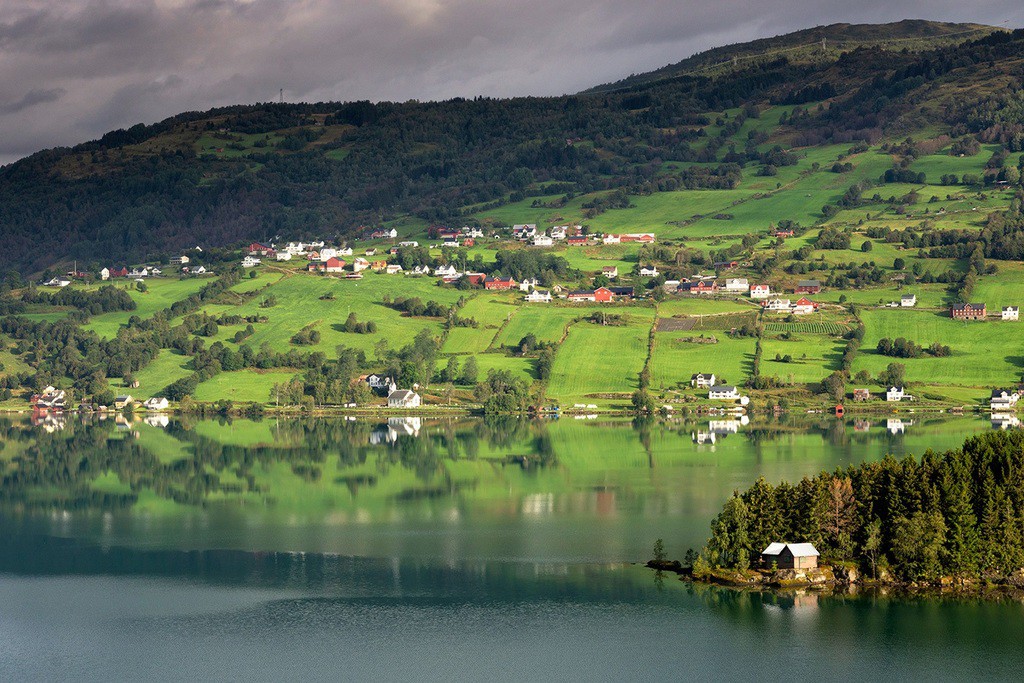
xmin=388 ymin=389 xmax=421 ymax=408
xmin=724 ymin=278 xmax=749 ymax=292
xmin=639 ymin=266 xmax=659 ymax=277
xmin=901 ymin=294 xmax=917 ymax=307
xmin=525 ymin=290 xmax=553 ymax=303
xmin=708 ymin=385 xmax=740 ymax=400
xmin=886 ymin=386 xmax=905 ymax=402
xmin=1002 ymin=306 xmax=1019 ymax=321
xmin=750 ymin=284 xmax=771 ymax=299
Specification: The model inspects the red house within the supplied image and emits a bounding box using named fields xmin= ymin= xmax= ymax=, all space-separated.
xmin=951 ymin=303 xmax=987 ymax=320
xmin=771 ymin=229 xmax=795 ymax=238
xmin=484 ymin=276 xmax=516 ymax=291
xmin=593 ymin=287 xmax=614 ymax=302
xmin=567 ymin=288 xmax=614 ymax=303
xmin=464 ymin=273 xmax=486 ymax=286
xmin=308 ymin=257 xmax=346 ymax=273
xmin=248 ymin=242 xmax=275 ymax=257
xmin=109 ymin=267 xmax=129 ymax=278
xmin=682 ymin=280 xmax=719 ymax=295
xmin=566 ymin=236 xmax=587 ymax=246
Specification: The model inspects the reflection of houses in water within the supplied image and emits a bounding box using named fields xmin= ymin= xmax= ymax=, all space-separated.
xmin=370 ymin=417 xmax=423 ymax=444
xmin=521 ymin=492 xmax=554 ymax=517
xmin=853 ymin=419 xmax=871 ymax=432
xmin=143 ymin=414 xmax=170 ymax=428
xmin=31 ymin=412 xmax=67 ymax=432
xmin=991 ymin=413 xmax=1021 ymax=430
xmin=886 ymin=418 xmax=913 ymax=435
xmin=693 ymin=416 xmax=749 ymax=444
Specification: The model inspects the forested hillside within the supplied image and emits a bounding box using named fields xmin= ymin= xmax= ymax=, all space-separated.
xmin=1 ymin=21 xmax=1021 ymax=273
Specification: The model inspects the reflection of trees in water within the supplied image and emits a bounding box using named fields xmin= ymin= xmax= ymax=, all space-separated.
xmin=0 ymin=416 xmax=555 ymax=513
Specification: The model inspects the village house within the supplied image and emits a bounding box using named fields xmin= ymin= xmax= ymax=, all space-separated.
xmin=708 ymin=385 xmax=740 ymax=400
xmin=443 ymin=239 xmax=460 ymax=248
xmin=532 ymin=235 xmax=554 ymax=247
xmin=519 ymin=277 xmax=538 ymax=292
xmin=619 ymin=233 xmax=656 ymax=243
xmin=549 ymin=225 xmax=568 ymax=240
xmin=1003 ymin=306 xmax=1019 ymax=321
xmin=370 ymin=260 xmax=388 ymax=272
xmin=792 ymin=297 xmax=818 ymax=315
xmin=853 ymin=388 xmax=871 ymax=402
xmin=951 ymin=302 xmax=987 ymax=320
xmin=525 ymin=290 xmax=553 ymax=303
xmin=338 ymin=247 xmax=353 ymax=257
xmin=370 ymin=228 xmax=398 ymax=240
xmin=762 ymin=298 xmax=792 ymax=312
xmin=398 ymin=241 xmax=419 ymax=248
xmin=113 ymin=395 xmax=134 ymax=410
xmin=770 ymin=229 xmax=795 ymax=238
xmin=109 ymin=266 xmax=129 ymax=278
xmin=143 ymin=397 xmax=169 ymax=411
xmin=512 ymin=224 xmax=537 ymax=240
xmin=602 ymin=266 xmax=619 ymax=280
xmin=366 ymin=374 xmax=398 ymax=395
xmin=241 ymin=256 xmax=261 ymax=268
xmin=760 ymin=543 xmax=819 ymax=570
xmin=713 ymin=260 xmax=739 ymax=270
xmin=749 ymin=284 xmax=771 ymax=299
xmin=275 ymin=251 xmax=292 ymax=261
xmin=795 ymin=279 xmax=822 ymax=294
xmin=566 ymin=236 xmax=588 ymax=246
xmin=901 ymin=294 xmax=917 ymax=307
xmin=43 ymin=277 xmax=71 ymax=288
xmin=484 ymin=276 xmax=517 ymax=291
xmin=886 ymin=386 xmax=905 ymax=402
xmin=461 ymin=227 xmax=484 ymax=238
xmin=169 ymin=255 xmax=190 ymax=266
xmin=567 ymin=287 xmax=614 ymax=303
xmin=248 ymin=243 xmax=276 ymax=258
xmin=385 ymin=264 xmax=404 ymax=275
xmin=991 ymin=389 xmax=1020 ymax=411
xmin=638 ymin=265 xmax=659 ymax=277
xmin=308 ymin=257 xmax=346 ymax=274
xmin=601 ymin=234 xmax=621 ymax=245
xmin=387 ymin=389 xmax=421 ymax=408
xmin=680 ymin=280 xmax=718 ymax=295
xmin=463 ymin=273 xmax=486 ymax=286
xmin=433 ymin=264 xmax=458 ymax=278
xmin=724 ymin=278 xmax=749 ymax=292
xmin=353 ymin=257 xmax=371 ymax=273
xmin=99 ymin=268 xmax=110 ymax=281
xmin=31 ymin=386 xmax=67 ymax=410
xmin=411 ymin=265 xmax=431 ymax=275
xmin=690 ymin=373 xmax=717 ymax=389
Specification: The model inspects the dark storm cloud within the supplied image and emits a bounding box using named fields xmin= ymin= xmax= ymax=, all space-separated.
xmin=1 ymin=0 xmax=1024 ymax=164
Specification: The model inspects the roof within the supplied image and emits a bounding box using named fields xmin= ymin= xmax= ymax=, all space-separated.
xmin=388 ymin=389 xmax=416 ymax=401
xmin=710 ymin=385 xmax=737 ymax=392
xmin=952 ymin=302 xmax=986 ymax=309
xmin=762 ymin=542 xmax=820 ymax=557
xmin=1005 ymin=306 xmax=1019 ymax=311
xmin=797 ymin=279 xmax=821 ymax=287
xmin=691 ymin=373 xmax=714 ymax=379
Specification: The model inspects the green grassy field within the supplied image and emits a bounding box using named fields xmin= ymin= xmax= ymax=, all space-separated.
xmin=856 ymin=308 xmax=1024 ymax=387
xmin=649 ymin=333 xmax=756 ymax=389
xmin=83 ymin=278 xmax=211 ymax=338
xmin=112 ymin=349 xmax=193 ymax=399
xmin=761 ymin=334 xmax=846 ymax=384
xmin=192 ymin=369 xmax=302 ymax=403
xmin=546 ymin=320 xmax=652 ymax=402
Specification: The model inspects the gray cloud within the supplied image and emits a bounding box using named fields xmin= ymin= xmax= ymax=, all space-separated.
xmin=1 ymin=0 xmax=1023 ymax=164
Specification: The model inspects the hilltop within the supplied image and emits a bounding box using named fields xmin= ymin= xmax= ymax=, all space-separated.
xmin=1 ymin=21 xmax=1022 ymax=273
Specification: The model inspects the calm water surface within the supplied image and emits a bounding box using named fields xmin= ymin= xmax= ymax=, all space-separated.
xmin=1 ymin=414 xmax=1022 ymax=680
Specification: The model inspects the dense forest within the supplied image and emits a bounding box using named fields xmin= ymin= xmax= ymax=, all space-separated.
xmin=2 ymin=23 xmax=1023 ymax=272
xmin=699 ymin=430 xmax=1024 ymax=581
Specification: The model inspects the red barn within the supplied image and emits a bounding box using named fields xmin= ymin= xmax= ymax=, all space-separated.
xmin=248 ymin=242 xmax=275 ymax=257
xmin=593 ymin=287 xmax=614 ymax=302
xmin=464 ymin=273 xmax=486 ymax=285
xmin=484 ymin=276 xmax=516 ymax=290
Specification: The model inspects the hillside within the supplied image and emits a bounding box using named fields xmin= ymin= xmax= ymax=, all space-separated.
xmin=1 ymin=22 xmax=1023 ymax=273
xmin=5 ymin=21 xmax=1024 ymax=415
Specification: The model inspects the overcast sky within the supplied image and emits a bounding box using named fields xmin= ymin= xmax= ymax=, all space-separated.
xmin=1 ymin=0 xmax=1023 ymax=165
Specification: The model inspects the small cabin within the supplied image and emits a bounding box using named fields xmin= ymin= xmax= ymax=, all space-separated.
xmin=761 ymin=542 xmax=819 ymax=570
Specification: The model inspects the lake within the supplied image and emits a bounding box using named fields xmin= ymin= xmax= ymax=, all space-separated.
xmin=2 ymin=413 xmax=1024 ymax=680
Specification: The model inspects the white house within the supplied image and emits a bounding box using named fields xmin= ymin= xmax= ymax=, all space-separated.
xmin=44 ymin=278 xmax=71 ymax=287
xmin=386 ymin=264 xmax=404 ymax=275
xmin=602 ymin=266 xmax=619 ymax=280
xmin=170 ymin=255 xmax=190 ymax=266
xmin=367 ymin=374 xmax=397 ymax=394
xmin=638 ymin=266 xmax=659 ymax=277
xmin=434 ymin=264 xmax=458 ymax=277
xmin=388 ymin=389 xmax=421 ymax=408
xmin=443 ymin=239 xmax=460 ymax=248
xmin=691 ymin=373 xmax=717 ymax=389
xmin=411 ymin=265 xmax=431 ymax=275
xmin=725 ymin=278 xmax=749 ymax=292
xmin=532 ymin=235 xmax=554 ymax=247
xmin=708 ymin=385 xmax=740 ymax=400
xmin=550 ymin=225 xmax=568 ymax=240
xmin=886 ymin=386 xmax=905 ymax=402
xmin=525 ymin=290 xmax=553 ymax=303
xmin=602 ymin=234 xmax=621 ymax=244
xmin=319 ymin=247 xmax=338 ymax=260
xmin=143 ymin=397 xmax=169 ymax=411
xmin=275 ymin=251 xmax=293 ymax=261
xmin=519 ymin=277 xmax=538 ymax=292
xmin=512 ymin=224 xmax=537 ymax=239
xmin=762 ymin=298 xmax=792 ymax=311
xmin=750 ymin=284 xmax=771 ymax=299
xmin=461 ymin=227 xmax=484 ymax=238
xmin=338 ymin=247 xmax=353 ymax=257
xmin=1002 ymin=306 xmax=1019 ymax=321
xmin=353 ymin=258 xmax=371 ymax=273
xmin=99 ymin=268 xmax=110 ymax=281
xmin=901 ymin=294 xmax=917 ymax=307
xmin=398 ymin=241 xmax=419 ymax=248
xmin=242 ymin=256 xmax=261 ymax=268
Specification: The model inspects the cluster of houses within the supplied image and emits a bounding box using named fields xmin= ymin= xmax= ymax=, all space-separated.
xmin=948 ymin=303 xmax=1019 ymax=321
xmin=28 ymin=387 xmax=170 ymax=414
xmin=365 ymin=374 xmax=422 ymax=409
xmin=690 ymin=373 xmax=750 ymax=405
xmin=852 ymin=386 xmax=915 ymax=403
